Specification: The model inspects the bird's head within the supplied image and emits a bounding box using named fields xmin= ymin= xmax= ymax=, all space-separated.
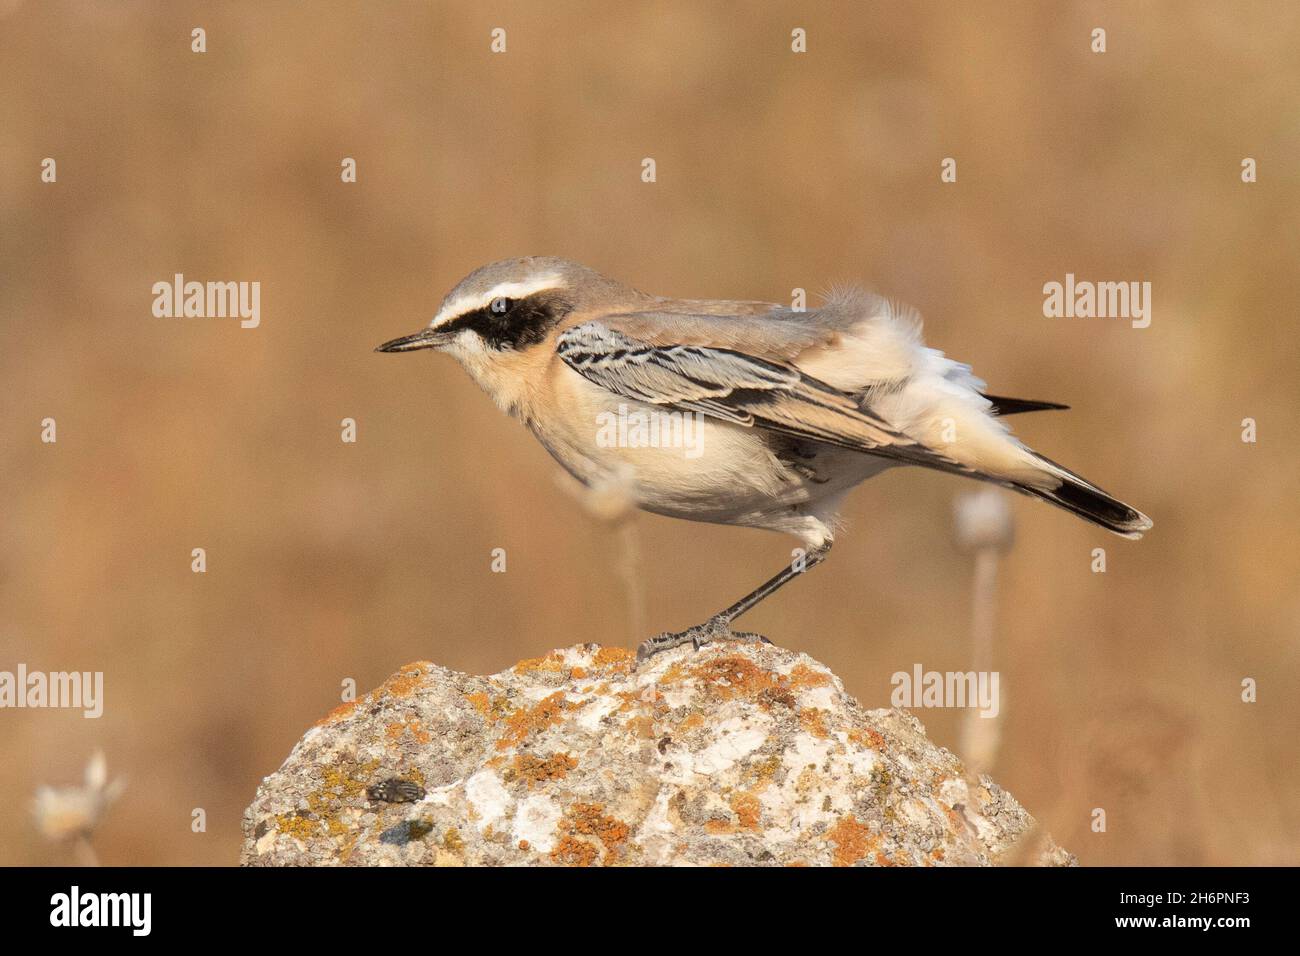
xmin=376 ymin=256 xmax=630 ymax=359
xmin=377 ymin=257 xmax=650 ymax=415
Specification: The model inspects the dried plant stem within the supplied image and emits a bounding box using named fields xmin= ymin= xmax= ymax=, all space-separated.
xmin=970 ymin=548 xmax=998 ymax=672
xmin=616 ymin=521 xmax=646 ymax=643
xmin=73 ymin=833 xmax=100 ymax=867
xmin=961 ymin=547 xmax=1002 ymax=774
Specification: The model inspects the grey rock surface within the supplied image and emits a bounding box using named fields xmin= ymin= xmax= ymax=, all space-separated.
xmin=241 ymin=640 xmax=1073 ymax=866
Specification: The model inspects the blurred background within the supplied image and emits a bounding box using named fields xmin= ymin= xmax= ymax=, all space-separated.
xmin=2 ymin=1 xmax=1298 ymax=866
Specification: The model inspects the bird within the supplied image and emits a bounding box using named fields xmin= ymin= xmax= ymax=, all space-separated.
xmin=377 ymin=256 xmax=1151 ymax=662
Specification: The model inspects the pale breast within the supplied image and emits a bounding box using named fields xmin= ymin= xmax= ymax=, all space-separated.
xmin=530 ymin=367 xmax=893 ymax=526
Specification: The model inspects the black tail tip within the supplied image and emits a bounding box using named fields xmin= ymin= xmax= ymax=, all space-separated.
xmin=1044 ymin=479 xmax=1152 ymax=537
xmin=983 ymin=393 xmax=1070 ymax=415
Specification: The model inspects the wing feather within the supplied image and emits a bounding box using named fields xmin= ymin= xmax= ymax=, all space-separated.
xmin=556 ymin=320 xmax=970 ymax=473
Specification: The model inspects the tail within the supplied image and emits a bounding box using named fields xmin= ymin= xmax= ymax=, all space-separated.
xmin=1011 ymin=452 xmax=1152 ymax=538
xmin=981 ymin=393 xmax=1069 ymax=415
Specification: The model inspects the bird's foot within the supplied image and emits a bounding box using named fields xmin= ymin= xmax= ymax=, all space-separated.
xmin=635 ymin=616 xmax=773 ymax=666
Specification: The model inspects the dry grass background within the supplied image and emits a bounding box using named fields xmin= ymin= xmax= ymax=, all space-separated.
xmin=2 ymin=1 xmax=1298 ymax=866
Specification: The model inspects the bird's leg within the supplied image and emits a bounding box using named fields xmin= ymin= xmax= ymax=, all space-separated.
xmin=636 ymin=544 xmax=831 ymax=664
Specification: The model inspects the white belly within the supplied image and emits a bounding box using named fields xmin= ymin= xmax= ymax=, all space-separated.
xmin=527 ymin=377 xmax=894 ymax=544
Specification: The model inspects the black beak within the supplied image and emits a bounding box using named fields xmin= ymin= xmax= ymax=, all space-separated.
xmin=375 ymin=328 xmax=449 ymax=353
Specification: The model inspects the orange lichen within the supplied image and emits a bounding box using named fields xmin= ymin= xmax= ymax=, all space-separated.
xmin=593 ymin=646 xmax=635 ymax=669
xmin=799 ymin=708 xmax=830 ymax=738
xmin=298 ymin=756 xmax=381 ymax=836
xmin=573 ymin=803 xmax=630 ymax=853
xmin=623 ymin=714 xmax=656 ymax=739
xmin=275 ymin=813 xmax=320 ymax=840
xmin=612 ymin=689 xmax=643 ymax=714
xmin=381 ymin=663 xmax=432 ymax=698
xmin=513 ymin=653 xmax=565 ymax=675
xmin=657 ymin=661 xmax=690 ymax=685
xmin=509 ymin=752 xmax=578 ymax=788
xmin=498 ymin=691 xmax=569 ymax=749
xmin=313 ymin=699 xmax=358 ymax=727
xmin=518 ymin=839 xmax=530 ymax=851
xmin=705 ymin=819 xmax=734 ymax=834
xmin=556 ymin=802 xmax=631 ymax=863
xmin=465 ymin=691 xmax=492 ymax=720
xmin=788 ymin=663 xmax=832 ymax=689
xmin=550 ymin=834 xmax=599 ymax=867
xmin=466 ymin=691 xmax=513 ymax=723
xmin=730 ymin=791 xmax=761 ymax=830
xmin=318 ymin=758 xmax=380 ymax=804
xmin=750 ymin=754 xmax=782 ymax=787
xmin=691 ymin=655 xmax=778 ymax=700
xmin=384 ymin=719 xmax=432 ymax=746
xmin=676 ymin=713 xmax=704 ymax=732
xmin=827 ymin=815 xmax=876 ymax=867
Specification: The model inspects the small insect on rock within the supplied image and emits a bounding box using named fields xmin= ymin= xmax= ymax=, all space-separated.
xmin=366 ymin=778 xmax=426 ymax=803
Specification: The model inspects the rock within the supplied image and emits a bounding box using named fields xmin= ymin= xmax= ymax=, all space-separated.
xmin=240 ymin=641 xmax=1073 ymax=866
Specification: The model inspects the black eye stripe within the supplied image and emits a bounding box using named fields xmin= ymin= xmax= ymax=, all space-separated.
xmin=443 ymin=292 xmax=571 ymax=349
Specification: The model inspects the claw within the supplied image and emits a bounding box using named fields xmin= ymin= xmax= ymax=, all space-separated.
xmin=635 ymin=618 xmax=775 ymax=666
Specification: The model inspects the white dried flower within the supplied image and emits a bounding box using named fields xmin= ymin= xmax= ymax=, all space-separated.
xmin=953 ymin=487 xmax=1015 ymax=553
xmin=31 ymin=750 xmax=125 ymax=842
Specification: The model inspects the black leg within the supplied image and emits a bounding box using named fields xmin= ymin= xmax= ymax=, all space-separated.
xmin=636 ymin=543 xmax=831 ymax=663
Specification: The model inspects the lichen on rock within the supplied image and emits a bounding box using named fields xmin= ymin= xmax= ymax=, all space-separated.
xmin=240 ymin=641 xmax=1072 ymax=866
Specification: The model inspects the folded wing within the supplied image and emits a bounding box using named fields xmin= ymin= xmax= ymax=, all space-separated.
xmin=556 ymin=318 xmax=971 ymax=474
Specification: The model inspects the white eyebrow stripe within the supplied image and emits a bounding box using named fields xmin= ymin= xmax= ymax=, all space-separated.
xmin=430 ymin=274 xmax=565 ymax=329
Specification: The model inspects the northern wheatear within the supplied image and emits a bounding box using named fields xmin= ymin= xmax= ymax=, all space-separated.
xmin=378 ymin=257 xmax=1151 ymax=661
